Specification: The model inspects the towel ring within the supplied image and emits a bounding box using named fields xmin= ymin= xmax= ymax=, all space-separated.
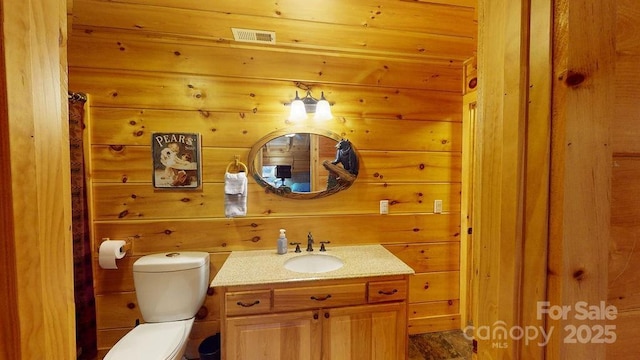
xmin=226 ymin=160 xmax=248 ymax=173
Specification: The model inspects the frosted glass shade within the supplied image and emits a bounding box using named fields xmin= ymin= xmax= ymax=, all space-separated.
xmin=288 ymin=99 xmax=307 ymax=121
xmin=313 ymin=99 xmax=332 ymax=121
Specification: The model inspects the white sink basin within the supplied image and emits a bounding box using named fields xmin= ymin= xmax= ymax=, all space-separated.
xmin=284 ymin=254 xmax=344 ymax=273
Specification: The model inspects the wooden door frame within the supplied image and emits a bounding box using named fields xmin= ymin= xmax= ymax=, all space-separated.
xmin=460 ymin=89 xmax=477 ymax=329
xmin=1 ymin=0 xmax=76 ymax=358
xmin=0 ymin=0 xmax=21 ymax=356
xmin=473 ymin=0 xmax=613 ymax=358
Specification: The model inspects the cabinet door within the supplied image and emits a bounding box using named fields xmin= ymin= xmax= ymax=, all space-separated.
xmin=321 ymin=302 xmax=407 ymax=360
xmin=226 ymin=310 xmax=322 ymax=360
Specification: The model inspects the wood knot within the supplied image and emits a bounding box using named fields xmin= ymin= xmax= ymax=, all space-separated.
xmin=468 ymin=78 xmax=478 ymax=89
xmin=573 ymin=269 xmax=585 ymax=281
xmin=109 ymin=145 xmax=124 ymax=152
xmin=126 ymin=302 xmax=136 ymax=309
xmin=195 ymin=306 xmax=208 ymax=320
xmin=565 ymin=72 xmax=586 ymax=87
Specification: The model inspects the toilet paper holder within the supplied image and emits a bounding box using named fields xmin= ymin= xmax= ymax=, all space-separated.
xmin=102 ymin=237 xmax=132 ymax=253
xmin=98 ymin=238 xmax=132 ymax=270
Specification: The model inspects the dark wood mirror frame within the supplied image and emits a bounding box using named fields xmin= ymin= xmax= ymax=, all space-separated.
xmin=247 ymin=127 xmax=359 ymax=199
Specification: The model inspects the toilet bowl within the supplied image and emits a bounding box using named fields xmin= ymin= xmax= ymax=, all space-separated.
xmin=104 ymin=251 xmax=210 ymax=360
xmin=104 ymin=318 xmax=193 ymax=360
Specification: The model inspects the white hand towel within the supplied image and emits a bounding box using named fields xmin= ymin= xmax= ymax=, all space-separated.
xmin=225 ymin=172 xmax=247 ymax=217
xmin=225 ymin=172 xmax=247 ymax=194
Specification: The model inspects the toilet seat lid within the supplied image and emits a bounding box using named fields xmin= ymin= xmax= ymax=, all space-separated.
xmin=104 ymin=321 xmax=189 ymax=360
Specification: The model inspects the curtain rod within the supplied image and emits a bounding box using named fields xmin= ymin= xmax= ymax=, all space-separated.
xmin=68 ymin=92 xmax=87 ymax=102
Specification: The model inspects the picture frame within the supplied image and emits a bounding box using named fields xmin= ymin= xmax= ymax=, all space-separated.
xmin=152 ymin=132 xmax=202 ymax=190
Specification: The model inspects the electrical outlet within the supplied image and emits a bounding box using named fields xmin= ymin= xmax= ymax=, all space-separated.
xmin=380 ymin=200 xmax=389 ymax=215
xmin=434 ymin=199 xmax=443 ymax=214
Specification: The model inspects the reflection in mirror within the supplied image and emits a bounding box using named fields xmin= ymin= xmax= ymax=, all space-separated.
xmin=248 ymin=128 xmax=359 ymax=199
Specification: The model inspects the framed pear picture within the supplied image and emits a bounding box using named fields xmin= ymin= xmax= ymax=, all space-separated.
xmin=152 ymin=132 xmax=202 ymax=190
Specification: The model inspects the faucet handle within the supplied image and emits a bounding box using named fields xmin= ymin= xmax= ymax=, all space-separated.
xmin=290 ymin=242 xmax=302 ymax=253
xmin=319 ymin=241 xmax=330 ymax=252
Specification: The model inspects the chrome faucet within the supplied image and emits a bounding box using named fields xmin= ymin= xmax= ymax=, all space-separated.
xmin=306 ymin=232 xmax=314 ymax=252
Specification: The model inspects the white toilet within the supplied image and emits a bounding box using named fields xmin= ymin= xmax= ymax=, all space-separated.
xmin=104 ymin=251 xmax=210 ymax=360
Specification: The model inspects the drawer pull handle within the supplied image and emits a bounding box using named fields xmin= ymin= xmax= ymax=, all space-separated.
xmin=310 ymin=294 xmax=332 ymax=301
xmin=236 ymin=300 xmax=260 ymax=308
xmin=378 ymin=289 xmax=398 ymax=296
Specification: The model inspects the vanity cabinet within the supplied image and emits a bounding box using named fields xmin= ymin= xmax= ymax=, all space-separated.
xmin=219 ymin=275 xmax=408 ymax=360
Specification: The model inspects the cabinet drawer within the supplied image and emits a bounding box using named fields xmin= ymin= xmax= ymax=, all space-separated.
xmin=368 ymin=280 xmax=408 ymax=303
xmin=225 ymin=289 xmax=272 ymax=316
xmin=273 ymin=283 xmax=366 ymax=311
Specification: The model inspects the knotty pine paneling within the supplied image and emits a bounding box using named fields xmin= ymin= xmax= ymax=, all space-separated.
xmin=93 ymin=214 xmax=461 ymax=254
xmin=71 ymin=69 xmax=464 ymax=122
xmin=613 ymin=54 xmax=640 ymax=154
xmin=616 ymin=0 xmax=640 ymax=55
xmin=69 ymin=2 xmax=466 ymax=349
xmin=608 ymin=1 xmax=640 ymax=356
xmin=72 ymin=0 xmax=476 ymax=61
xmin=409 ymin=300 xmax=460 ymax=319
xmin=409 ymin=271 xmax=460 ymax=303
xmin=92 ymin=145 xmax=461 ymax=184
xmin=609 ymin=157 xmax=640 ymax=311
xmin=85 ymin=107 xmax=462 ymax=151
xmin=385 ymin=242 xmax=461 ymax=273
xmin=408 ymin=314 xmax=461 ymax=335
xmin=606 ymin=309 xmax=640 ymax=359
xmin=69 ymin=31 xmax=463 ymax=92
xmin=91 ymin=182 xmax=460 ymax=220
xmin=76 ymin=0 xmax=476 ymax=39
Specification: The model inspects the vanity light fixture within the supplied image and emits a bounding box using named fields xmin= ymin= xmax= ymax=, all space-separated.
xmin=288 ymin=90 xmax=333 ymax=121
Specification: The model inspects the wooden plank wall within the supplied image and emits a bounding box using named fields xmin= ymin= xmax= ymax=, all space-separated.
xmin=67 ymin=6 xmax=467 ymax=358
xmin=608 ymin=0 xmax=640 ymax=358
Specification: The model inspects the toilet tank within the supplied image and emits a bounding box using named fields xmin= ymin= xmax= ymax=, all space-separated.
xmin=133 ymin=251 xmax=210 ymax=323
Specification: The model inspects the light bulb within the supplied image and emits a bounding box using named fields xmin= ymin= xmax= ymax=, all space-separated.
xmin=288 ymin=91 xmax=307 ymax=121
xmin=313 ymin=92 xmax=332 ymax=120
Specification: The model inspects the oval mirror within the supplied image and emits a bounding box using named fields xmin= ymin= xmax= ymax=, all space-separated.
xmin=248 ymin=128 xmax=359 ymax=199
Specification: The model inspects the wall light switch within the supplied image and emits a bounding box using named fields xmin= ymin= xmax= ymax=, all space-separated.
xmin=434 ymin=199 xmax=443 ymax=214
xmin=380 ymin=200 xmax=389 ymax=215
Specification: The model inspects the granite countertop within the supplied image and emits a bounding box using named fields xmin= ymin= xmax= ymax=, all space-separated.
xmin=210 ymin=244 xmax=415 ymax=287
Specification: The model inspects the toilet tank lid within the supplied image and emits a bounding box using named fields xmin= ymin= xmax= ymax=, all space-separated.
xmin=133 ymin=251 xmax=209 ymax=272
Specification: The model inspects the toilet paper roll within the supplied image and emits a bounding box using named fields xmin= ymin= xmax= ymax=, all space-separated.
xmin=98 ymin=240 xmax=127 ymax=269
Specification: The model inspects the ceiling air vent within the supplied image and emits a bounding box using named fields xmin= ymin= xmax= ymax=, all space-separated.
xmin=231 ymin=28 xmax=276 ymax=45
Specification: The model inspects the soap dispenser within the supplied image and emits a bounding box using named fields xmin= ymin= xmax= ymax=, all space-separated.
xmin=277 ymin=229 xmax=288 ymax=254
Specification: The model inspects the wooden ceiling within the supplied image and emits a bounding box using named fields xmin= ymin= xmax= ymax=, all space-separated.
xmin=68 ymin=0 xmax=477 ymax=93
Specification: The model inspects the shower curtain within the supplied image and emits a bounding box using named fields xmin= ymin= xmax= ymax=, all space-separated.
xmin=69 ymin=92 xmax=97 ymax=360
